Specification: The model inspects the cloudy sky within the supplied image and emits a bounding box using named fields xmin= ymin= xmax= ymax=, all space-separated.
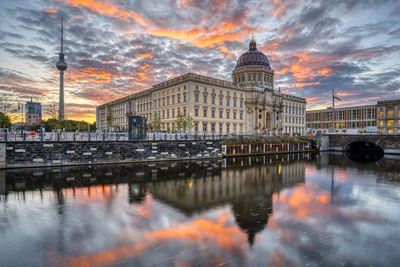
xmin=1 ymin=0 xmax=399 ymax=123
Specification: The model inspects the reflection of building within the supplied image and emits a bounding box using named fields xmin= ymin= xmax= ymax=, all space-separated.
xmin=377 ymin=99 xmax=400 ymax=134
xmin=25 ymin=99 xmax=42 ymax=126
xmin=150 ymin=155 xmax=306 ymax=245
xmin=96 ymin=38 xmax=306 ymax=135
xmin=306 ymin=105 xmax=377 ymax=134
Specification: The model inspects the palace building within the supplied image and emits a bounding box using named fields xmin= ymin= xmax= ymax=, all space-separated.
xmin=96 ymin=38 xmax=307 ymax=135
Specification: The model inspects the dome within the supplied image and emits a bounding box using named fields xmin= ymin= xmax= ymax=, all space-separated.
xmin=235 ymin=38 xmax=270 ymax=70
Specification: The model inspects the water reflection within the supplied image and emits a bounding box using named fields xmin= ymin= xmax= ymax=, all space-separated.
xmin=1 ymin=152 xmax=400 ymax=266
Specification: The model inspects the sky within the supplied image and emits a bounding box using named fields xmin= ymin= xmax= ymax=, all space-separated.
xmin=0 ymin=0 xmax=399 ymax=123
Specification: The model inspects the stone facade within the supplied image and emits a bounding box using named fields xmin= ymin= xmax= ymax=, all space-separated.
xmin=377 ymin=99 xmax=400 ymax=134
xmin=2 ymin=140 xmax=221 ymax=168
xmin=96 ymin=39 xmax=306 ymax=136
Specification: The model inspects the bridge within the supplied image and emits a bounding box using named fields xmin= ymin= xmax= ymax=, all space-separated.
xmin=319 ymin=134 xmax=400 ymax=154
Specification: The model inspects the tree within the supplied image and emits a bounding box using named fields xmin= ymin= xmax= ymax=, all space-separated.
xmin=0 ymin=112 xmax=11 ymax=128
xmin=106 ymin=106 xmax=114 ymax=128
xmin=174 ymin=114 xmax=194 ymax=132
xmin=151 ymin=112 xmax=162 ymax=132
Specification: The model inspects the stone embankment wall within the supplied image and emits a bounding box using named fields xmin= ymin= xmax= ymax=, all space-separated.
xmin=0 ymin=140 xmax=221 ymax=169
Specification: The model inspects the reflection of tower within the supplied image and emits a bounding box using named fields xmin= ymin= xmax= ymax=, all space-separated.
xmin=56 ymin=17 xmax=67 ymax=121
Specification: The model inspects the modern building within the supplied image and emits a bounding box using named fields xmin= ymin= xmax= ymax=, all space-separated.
xmin=25 ymin=99 xmax=42 ymax=126
xmin=96 ymin=38 xmax=306 ymax=135
xmin=306 ymin=105 xmax=377 ymax=134
xmin=377 ymin=99 xmax=400 ymax=134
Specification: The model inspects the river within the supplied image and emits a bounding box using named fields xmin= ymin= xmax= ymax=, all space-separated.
xmin=1 ymin=152 xmax=400 ymax=266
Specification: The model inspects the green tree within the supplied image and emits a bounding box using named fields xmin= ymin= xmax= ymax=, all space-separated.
xmin=174 ymin=113 xmax=185 ymax=132
xmin=0 ymin=112 xmax=12 ymax=128
xmin=151 ymin=112 xmax=162 ymax=131
xmin=106 ymin=106 xmax=114 ymax=128
xmin=174 ymin=114 xmax=194 ymax=132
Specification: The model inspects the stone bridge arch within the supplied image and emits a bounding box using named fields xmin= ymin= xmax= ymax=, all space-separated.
xmin=319 ymin=134 xmax=400 ymax=154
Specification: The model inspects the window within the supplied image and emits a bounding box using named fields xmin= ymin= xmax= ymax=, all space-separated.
xmin=172 ymin=95 xmax=175 ymax=104
xmin=219 ymin=96 xmax=223 ymax=105
xmin=248 ymin=74 xmax=251 ymax=81
xmin=203 ymin=123 xmax=208 ymax=133
xmin=240 ymin=100 xmax=243 ymax=108
xmin=388 ymin=120 xmax=394 ymax=127
xmin=211 ymin=109 xmax=215 ymax=118
xmin=172 ymin=109 xmax=175 ymax=118
xmin=212 ymin=96 xmax=215 ymax=105
xmin=183 ymin=108 xmax=186 ymax=116
xmin=194 ymin=122 xmax=198 ymax=132
xmin=162 ymin=97 xmax=165 ymax=106
xmin=387 ymin=109 xmax=394 ymax=117
xmin=226 ymin=123 xmax=230 ymax=133
xmin=240 ymin=112 xmax=243 ymax=120
xmin=233 ymin=99 xmax=237 ymax=107
xmin=167 ymin=96 xmax=170 ymax=105
xmin=219 ymin=123 xmax=223 ymax=133
xmin=183 ymin=93 xmax=186 ymax=102
xmin=226 ymin=97 xmax=230 ymax=106
xmin=233 ymin=111 xmax=237 ymax=120
xmin=219 ymin=109 xmax=223 ymax=118
xmin=253 ymin=73 xmax=256 ymax=80
xmin=203 ymin=108 xmax=207 ymax=117
xmin=195 ymin=93 xmax=199 ymax=103
xmin=226 ymin=110 xmax=230 ymax=119
xmin=204 ymin=87 xmax=207 ymax=92
xmin=258 ymin=73 xmax=261 ymax=81
xmin=211 ymin=123 xmax=215 ymax=132
xmin=194 ymin=107 xmax=199 ymax=117
xmin=203 ymin=95 xmax=207 ymax=104
xmin=177 ymin=94 xmax=181 ymax=104
xmin=167 ymin=110 xmax=170 ymax=118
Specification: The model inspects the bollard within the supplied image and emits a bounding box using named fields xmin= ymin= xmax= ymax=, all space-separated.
xmin=73 ymin=132 xmax=76 ymax=141
xmin=57 ymin=132 xmax=60 ymax=141
xmin=4 ymin=131 xmax=7 ymax=142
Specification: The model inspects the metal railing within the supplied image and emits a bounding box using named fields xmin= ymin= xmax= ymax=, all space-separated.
xmin=0 ymin=131 xmax=223 ymax=142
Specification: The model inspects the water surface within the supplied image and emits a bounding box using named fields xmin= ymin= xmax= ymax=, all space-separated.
xmin=1 ymin=153 xmax=400 ymax=266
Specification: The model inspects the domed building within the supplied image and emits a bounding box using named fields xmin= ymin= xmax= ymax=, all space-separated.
xmin=232 ymin=37 xmax=274 ymax=89
xmin=97 ymin=37 xmax=306 ymax=136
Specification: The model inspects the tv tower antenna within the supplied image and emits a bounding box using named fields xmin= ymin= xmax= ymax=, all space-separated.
xmin=56 ymin=17 xmax=67 ymax=121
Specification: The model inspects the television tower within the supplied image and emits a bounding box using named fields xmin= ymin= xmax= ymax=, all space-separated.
xmin=56 ymin=17 xmax=67 ymax=121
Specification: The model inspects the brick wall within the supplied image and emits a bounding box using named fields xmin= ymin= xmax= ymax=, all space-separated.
xmin=2 ymin=140 xmax=221 ymax=168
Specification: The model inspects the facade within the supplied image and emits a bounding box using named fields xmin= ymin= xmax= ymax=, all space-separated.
xmin=306 ymin=105 xmax=377 ymax=134
xmin=377 ymin=99 xmax=400 ymax=134
xmin=25 ymin=99 xmax=42 ymax=126
xmin=96 ymin=39 xmax=306 ymax=135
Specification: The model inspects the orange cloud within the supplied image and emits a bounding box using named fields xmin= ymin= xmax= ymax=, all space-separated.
xmin=336 ymin=92 xmax=353 ymax=96
xmin=44 ymin=8 xmax=58 ymax=14
xmin=50 ymin=216 xmax=247 ymax=266
xmin=138 ymin=53 xmax=153 ymax=59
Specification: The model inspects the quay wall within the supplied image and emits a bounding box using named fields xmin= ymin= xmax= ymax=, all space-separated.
xmin=1 ymin=140 xmax=221 ymax=169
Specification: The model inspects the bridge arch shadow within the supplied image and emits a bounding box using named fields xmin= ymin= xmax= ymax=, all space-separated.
xmin=344 ymin=141 xmax=384 ymax=162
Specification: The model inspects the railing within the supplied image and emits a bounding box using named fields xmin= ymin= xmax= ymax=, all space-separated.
xmin=222 ymin=142 xmax=313 ymax=156
xmin=0 ymin=131 xmax=223 ymax=142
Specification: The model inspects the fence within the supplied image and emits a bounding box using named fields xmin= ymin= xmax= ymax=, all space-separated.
xmin=0 ymin=131 xmax=223 ymax=142
xmin=222 ymin=142 xmax=313 ymax=156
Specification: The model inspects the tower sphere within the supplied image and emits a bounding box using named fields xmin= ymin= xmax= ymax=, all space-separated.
xmin=56 ymin=54 xmax=68 ymax=71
